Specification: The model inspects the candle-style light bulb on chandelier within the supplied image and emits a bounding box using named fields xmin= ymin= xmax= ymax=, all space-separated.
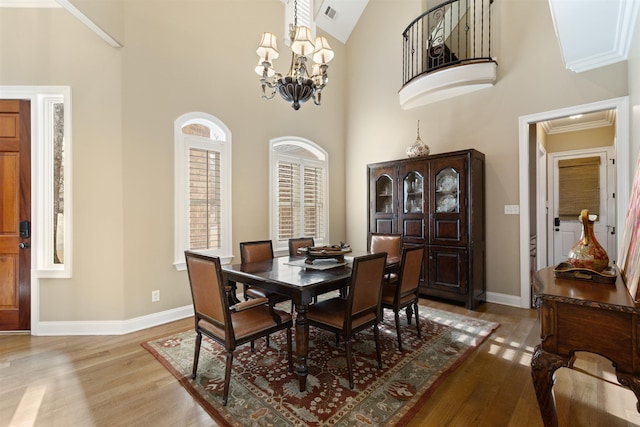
xmin=255 ymin=0 xmax=334 ymax=110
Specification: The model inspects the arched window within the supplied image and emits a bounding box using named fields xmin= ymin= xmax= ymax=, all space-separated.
xmin=270 ymin=137 xmax=328 ymax=254
xmin=174 ymin=113 xmax=232 ymax=270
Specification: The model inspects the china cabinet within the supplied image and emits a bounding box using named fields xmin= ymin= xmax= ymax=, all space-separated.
xmin=367 ymin=149 xmax=485 ymax=309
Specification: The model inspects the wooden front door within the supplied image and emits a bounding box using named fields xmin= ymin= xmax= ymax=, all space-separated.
xmin=0 ymin=100 xmax=31 ymax=331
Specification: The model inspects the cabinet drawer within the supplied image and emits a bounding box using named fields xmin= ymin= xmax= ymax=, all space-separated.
xmin=428 ymin=246 xmax=468 ymax=294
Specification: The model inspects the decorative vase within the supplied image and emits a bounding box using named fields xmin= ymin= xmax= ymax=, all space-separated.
xmin=406 ymin=120 xmax=430 ymax=158
xmin=567 ymin=209 xmax=609 ymax=272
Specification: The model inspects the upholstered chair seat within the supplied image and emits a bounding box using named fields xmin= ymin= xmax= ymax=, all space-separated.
xmin=306 ymin=252 xmax=387 ymax=389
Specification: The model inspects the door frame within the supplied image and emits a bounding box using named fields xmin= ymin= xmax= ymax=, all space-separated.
xmin=547 ymin=147 xmax=616 ymax=266
xmin=0 ymin=86 xmax=72 ymax=335
xmin=518 ymin=97 xmax=629 ymax=309
xmin=536 ymin=142 xmax=547 ymax=271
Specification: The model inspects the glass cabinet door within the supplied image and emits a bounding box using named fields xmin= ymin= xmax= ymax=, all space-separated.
xmin=375 ymin=175 xmax=393 ymax=213
xmin=398 ymin=161 xmax=428 ymax=243
xmin=403 ymin=171 xmax=423 ymax=214
xmin=434 ymin=167 xmax=459 ymax=213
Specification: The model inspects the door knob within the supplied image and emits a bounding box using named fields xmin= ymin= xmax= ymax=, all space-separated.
xmin=19 ymin=242 xmax=30 ymax=249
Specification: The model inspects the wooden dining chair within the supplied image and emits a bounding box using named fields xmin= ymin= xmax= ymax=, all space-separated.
xmin=288 ymin=237 xmax=315 ymax=257
xmin=240 ymin=240 xmax=290 ymax=305
xmin=369 ymin=232 xmax=403 ymax=282
xmin=306 ymin=252 xmax=387 ymax=389
xmin=381 ymin=245 xmax=425 ymax=351
xmin=288 ymin=237 xmax=322 ymax=302
xmin=184 ymin=251 xmax=293 ymax=406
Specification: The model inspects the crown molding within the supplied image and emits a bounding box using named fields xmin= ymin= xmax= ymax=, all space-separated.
xmin=549 ymin=0 xmax=640 ymax=72
xmin=0 ymin=0 xmax=60 ymax=7
xmin=539 ymin=110 xmax=616 ymax=134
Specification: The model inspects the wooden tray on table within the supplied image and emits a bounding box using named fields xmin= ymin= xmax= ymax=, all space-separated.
xmin=553 ymin=262 xmax=617 ymax=284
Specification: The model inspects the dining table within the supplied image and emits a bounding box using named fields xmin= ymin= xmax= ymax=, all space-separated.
xmin=221 ymin=255 xmax=354 ymax=392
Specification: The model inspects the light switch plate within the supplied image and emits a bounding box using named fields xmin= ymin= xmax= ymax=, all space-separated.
xmin=504 ymin=205 xmax=520 ymax=215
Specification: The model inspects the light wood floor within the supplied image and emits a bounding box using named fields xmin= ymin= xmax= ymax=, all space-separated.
xmin=2 ymin=299 xmax=640 ymax=427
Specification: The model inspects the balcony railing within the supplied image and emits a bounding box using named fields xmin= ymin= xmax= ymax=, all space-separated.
xmin=402 ymin=0 xmax=494 ymax=87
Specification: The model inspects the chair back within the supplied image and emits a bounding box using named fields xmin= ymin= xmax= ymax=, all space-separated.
xmin=184 ymin=251 xmax=231 ymax=339
xmin=347 ymin=253 xmax=387 ymax=330
xmin=369 ymin=233 xmax=402 ymax=265
xmin=397 ymin=246 xmax=425 ymax=297
xmin=288 ymin=237 xmax=315 ymax=256
xmin=240 ymin=240 xmax=274 ymax=263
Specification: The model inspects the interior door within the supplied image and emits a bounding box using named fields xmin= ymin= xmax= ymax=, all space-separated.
xmin=0 ymin=100 xmax=31 ymax=331
xmin=549 ymin=148 xmax=614 ymax=266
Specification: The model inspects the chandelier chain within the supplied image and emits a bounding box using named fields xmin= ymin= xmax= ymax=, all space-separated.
xmin=255 ymin=0 xmax=334 ymax=110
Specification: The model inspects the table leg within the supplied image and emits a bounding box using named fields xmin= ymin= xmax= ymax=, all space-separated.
xmin=616 ymin=371 xmax=640 ymax=413
xmin=530 ymin=345 xmax=571 ymax=427
xmin=225 ymin=279 xmax=242 ymax=305
xmin=295 ymin=303 xmax=310 ymax=392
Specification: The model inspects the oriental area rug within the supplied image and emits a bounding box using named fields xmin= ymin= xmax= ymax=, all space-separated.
xmin=142 ymin=306 xmax=499 ymax=427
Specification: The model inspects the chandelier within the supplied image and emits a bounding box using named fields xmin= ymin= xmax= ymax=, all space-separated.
xmin=255 ymin=0 xmax=334 ymax=110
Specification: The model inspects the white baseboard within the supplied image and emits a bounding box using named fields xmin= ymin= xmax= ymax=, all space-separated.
xmin=486 ymin=292 xmax=529 ymax=308
xmin=34 ymin=305 xmax=194 ymax=336
xmin=31 ymin=292 xmax=530 ymax=336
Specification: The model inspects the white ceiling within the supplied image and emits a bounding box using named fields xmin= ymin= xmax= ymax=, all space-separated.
xmin=548 ymin=0 xmax=640 ymax=72
xmin=539 ymin=110 xmax=616 ymax=135
xmin=315 ymin=0 xmax=368 ymax=44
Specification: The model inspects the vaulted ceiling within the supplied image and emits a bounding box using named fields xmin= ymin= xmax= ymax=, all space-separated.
xmin=3 ymin=0 xmax=638 ymax=112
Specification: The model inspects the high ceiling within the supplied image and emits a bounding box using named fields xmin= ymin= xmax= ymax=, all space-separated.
xmin=3 ymin=0 xmax=638 ymax=125
xmin=0 ymin=0 xmax=369 ymax=44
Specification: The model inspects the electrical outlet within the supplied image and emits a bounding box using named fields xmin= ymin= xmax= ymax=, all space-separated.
xmin=504 ymin=205 xmax=520 ymax=215
xmin=151 ymin=290 xmax=160 ymax=302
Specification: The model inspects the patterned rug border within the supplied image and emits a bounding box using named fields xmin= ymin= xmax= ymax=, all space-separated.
xmin=142 ymin=342 xmax=232 ymax=426
xmin=142 ymin=306 xmax=499 ymax=426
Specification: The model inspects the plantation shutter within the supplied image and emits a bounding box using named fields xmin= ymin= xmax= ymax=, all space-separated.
xmin=277 ymin=161 xmax=301 ymax=240
xmin=558 ymin=156 xmax=600 ymax=220
xmin=276 ymin=159 xmax=324 ymax=241
xmin=189 ymin=148 xmax=221 ymax=249
xmin=303 ymin=165 xmax=324 ymax=237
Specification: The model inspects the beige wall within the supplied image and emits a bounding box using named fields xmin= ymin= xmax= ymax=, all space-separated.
xmin=119 ymin=0 xmax=347 ymax=319
xmin=545 ymin=125 xmax=615 ymax=153
xmin=0 ymin=0 xmax=637 ymax=324
xmin=0 ymin=0 xmax=347 ymax=322
xmin=0 ymin=8 xmax=126 ymax=321
xmin=69 ymin=0 xmax=125 ymax=45
xmin=344 ymin=0 xmax=629 ymax=297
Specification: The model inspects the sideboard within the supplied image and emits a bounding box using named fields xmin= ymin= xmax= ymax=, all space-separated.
xmin=531 ymin=266 xmax=640 ymax=426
